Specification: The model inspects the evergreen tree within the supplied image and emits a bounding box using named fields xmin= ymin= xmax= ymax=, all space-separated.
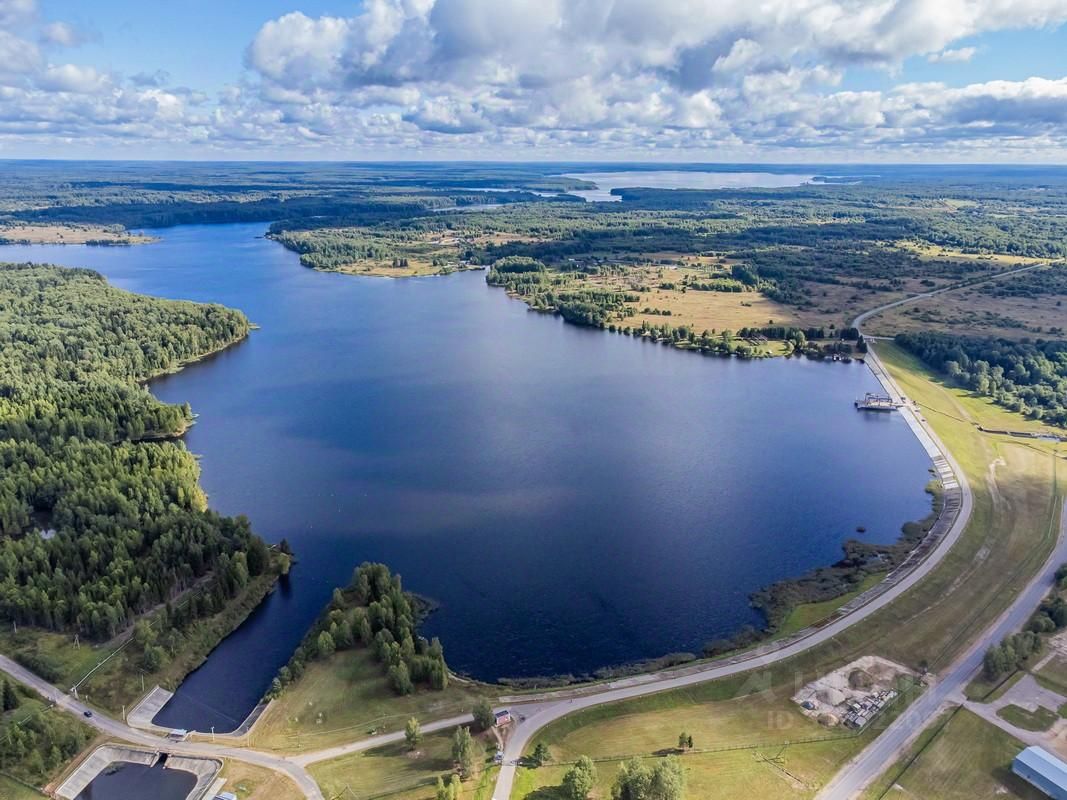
xmin=452 ymin=726 xmax=474 ymax=778
xmin=405 ymin=717 xmax=422 ymax=750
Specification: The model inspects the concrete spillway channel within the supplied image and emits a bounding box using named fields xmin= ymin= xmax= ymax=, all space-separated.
xmin=55 ymin=744 xmax=222 ymax=800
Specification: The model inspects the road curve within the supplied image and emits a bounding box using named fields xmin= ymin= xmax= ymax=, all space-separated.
xmin=818 ymin=499 xmax=1067 ymax=799
xmin=850 ymin=262 xmax=1043 ymax=333
xmin=489 ymin=292 xmax=985 ymax=799
xmin=0 ymin=654 xmax=325 ymax=800
xmin=2 ymin=269 xmax=1035 ymax=800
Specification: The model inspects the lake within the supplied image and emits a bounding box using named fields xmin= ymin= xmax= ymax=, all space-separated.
xmin=562 ymin=170 xmax=815 ymax=201
xmin=0 ymin=223 xmax=932 ymax=732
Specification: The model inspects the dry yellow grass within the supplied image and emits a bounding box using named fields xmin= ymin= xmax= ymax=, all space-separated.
xmin=868 ymin=277 xmax=1067 ymax=339
xmin=332 ymin=261 xmax=481 ymax=277
xmin=217 ymin=761 xmax=304 ymax=800
xmin=0 ymin=223 xmax=152 ymax=244
xmin=897 ymin=241 xmax=1048 ymax=266
xmin=309 ymin=731 xmax=499 ymax=800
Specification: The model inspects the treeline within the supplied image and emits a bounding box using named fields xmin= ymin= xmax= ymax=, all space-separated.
xmin=983 ymin=569 xmax=1067 ymax=681
xmin=0 ymin=263 xmax=248 ymax=444
xmin=268 ymin=562 xmax=447 ymax=699
xmin=485 ymin=259 xmax=863 ymax=361
xmin=895 ymin=331 xmax=1067 ymax=425
xmin=0 ymin=263 xmax=275 ymax=642
xmin=0 ymin=686 xmax=91 ymax=786
xmin=486 ymin=259 xmax=638 ymax=329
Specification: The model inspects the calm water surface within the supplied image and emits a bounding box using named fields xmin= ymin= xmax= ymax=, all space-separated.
xmin=562 ymin=170 xmax=815 ymax=200
xmin=75 ymin=762 xmax=196 ymax=800
xmin=0 ymin=223 xmax=932 ymax=731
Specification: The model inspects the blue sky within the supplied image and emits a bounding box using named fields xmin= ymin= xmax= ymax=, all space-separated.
xmin=37 ymin=1 xmax=344 ymax=93
xmin=3 ymin=1 xmax=1067 ymax=161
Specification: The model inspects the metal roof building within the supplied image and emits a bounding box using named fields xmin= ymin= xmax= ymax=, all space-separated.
xmin=1013 ymin=746 xmax=1067 ymax=799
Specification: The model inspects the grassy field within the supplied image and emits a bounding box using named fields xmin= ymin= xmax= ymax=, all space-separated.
xmin=309 ymin=729 xmax=499 ymax=800
xmin=0 ymin=223 xmax=152 ymax=244
xmin=0 ymin=570 xmax=279 ymax=716
xmin=332 ymin=262 xmax=483 ymax=278
xmin=506 ymin=342 xmax=1064 ymax=798
xmin=997 ymin=704 xmax=1059 ymax=732
xmin=253 ymin=648 xmax=492 ymax=753
xmin=861 ymin=708 xmax=1043 ymax=799
xmin=1035 ymin=654 xmax=1067 ymax=696
xmin=848 ymin=343 xmax=1064 ymax=670
xmin=774 ymin=574 xmax=886 ymax=639
xmin=217 ymin=761 xmax=304 ymax=800
xmin=512 ymin=676 xmax=922 ymax=800
xmin=967 ymin=670 xmax=1026 ymax=704
xmin=0 ymin=774 xmax=47 ymax=799
xmin=864 ymin=259 xmax=1065 ymax=340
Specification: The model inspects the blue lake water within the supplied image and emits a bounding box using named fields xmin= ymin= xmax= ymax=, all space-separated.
xmin=561 ymin=170 xmax=815 ymax=200
xmin=0 ymin=223 xmax=932 ymax=731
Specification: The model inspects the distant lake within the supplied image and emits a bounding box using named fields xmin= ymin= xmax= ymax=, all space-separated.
xmin=0 ymin=224 xmax=931 ymax=731
xmin=562 ymin=170 xmax=815 ymax=201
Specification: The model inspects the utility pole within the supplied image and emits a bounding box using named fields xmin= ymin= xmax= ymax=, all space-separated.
xmin=140 ymin=672 xmax=145 ymax=693
xmin=122 ymin=704 xmax=126 ymax=722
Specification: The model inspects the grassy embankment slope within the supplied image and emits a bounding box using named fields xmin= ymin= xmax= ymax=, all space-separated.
xmin=308 ymin=732 xmax=500 ymax=800
xmin=252 ymin=648 xmax=492 ymax=753
xmin=0 ymin=564 xmax=281 ymax=716
xmin=501 ymin=341 xmax=1063 ymax=799
xmin=860 ymin=708 xmax=1043 ymax=800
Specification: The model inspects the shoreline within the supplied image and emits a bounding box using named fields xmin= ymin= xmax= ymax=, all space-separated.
xmin=0 ymin=223 xmax=157 ymax=247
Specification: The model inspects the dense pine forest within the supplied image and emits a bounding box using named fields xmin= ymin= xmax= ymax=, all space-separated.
xmin=0 ymin=263 xmax=267 ymax=640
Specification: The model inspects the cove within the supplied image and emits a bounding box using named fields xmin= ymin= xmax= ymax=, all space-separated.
xmin=0 ymin=223 xmax=933 ymax=732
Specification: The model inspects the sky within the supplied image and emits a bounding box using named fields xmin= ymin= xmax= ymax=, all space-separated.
xmin=1 ymin=0 xmax=1067 ymax=161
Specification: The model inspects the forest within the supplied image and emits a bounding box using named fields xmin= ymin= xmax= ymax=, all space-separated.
xmin=0 ymin=680 xmax=91 ymax=786
xmin=269 ymin=562 xmax=448 ymax=699
xmin=0 ymin=263 xmax=274 ymax=642
xmin=895 ymin=331 xmax=1067 ymax=425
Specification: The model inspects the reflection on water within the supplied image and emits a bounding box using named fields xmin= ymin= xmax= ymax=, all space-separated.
xmin=75 ymin=762 xmax=196 ymax=800
xmin=562 ymin=170 xmax=814 ymax=201
xmin=0 ymin=222 xmax=931 ymax=731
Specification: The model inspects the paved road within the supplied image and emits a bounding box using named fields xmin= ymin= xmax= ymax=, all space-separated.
xmin=817 ymin=498 xmax=1067 ymax=799
xmin=290 ymin=713 xmax=474 ymax=767
xmin=850 ymin=262 xmax=1044 ymax=333
xmin=0 ymin=654 xmax=325 ymax=800
xmin=3 ymin=266 xmax=1041 ymax=800
xmin=811 ymin=257 xmax=1065 ymax=800
xmin=490 ymin=267 xmax=1052 ymax=800
xmin=489 ymin=350 xmax=976 ymax=799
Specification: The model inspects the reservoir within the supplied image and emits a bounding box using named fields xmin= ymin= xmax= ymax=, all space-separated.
xmin=75 ymin=762 xmax=196 ymax=800
xmin=0 ymin=223 xmax=932 ymax=732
